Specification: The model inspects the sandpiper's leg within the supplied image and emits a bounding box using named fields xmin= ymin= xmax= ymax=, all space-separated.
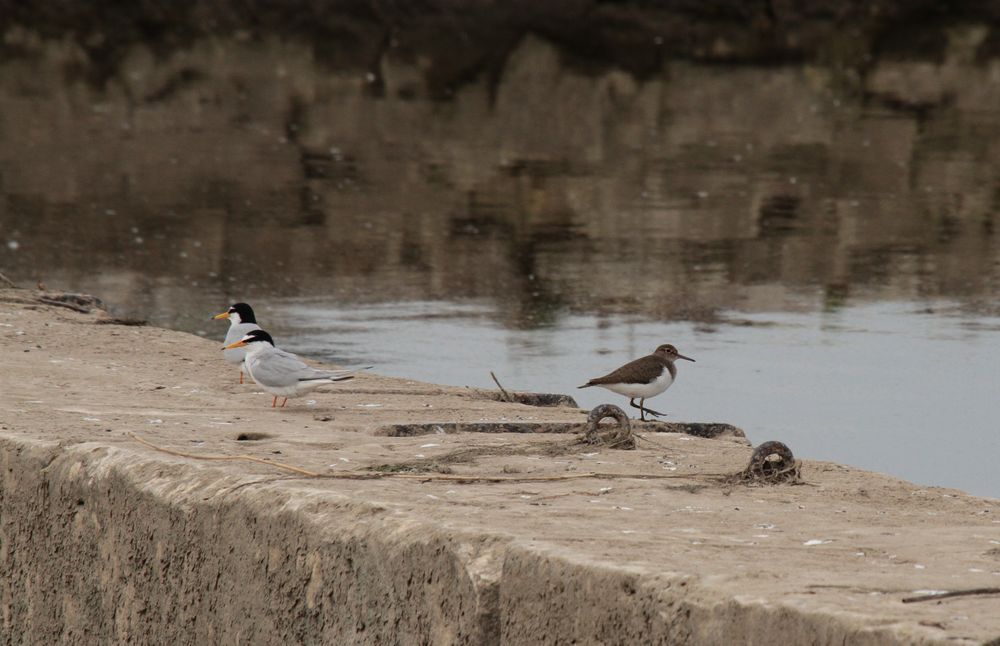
xmin=239 ymin=372 xmax=244 ymax=385
xmin=640 ymin=401 xmax=666 ymax=418
xmin=628 ymin=398 xmax=645 ymax=421
xmin=280 ymin=397 xmax=288 ymax=408
xmin=271 ymin=396 xmax=277 ymax=408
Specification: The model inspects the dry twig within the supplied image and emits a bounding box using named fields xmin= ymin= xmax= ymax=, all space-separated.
xmin=489 ymin=371 xmax=512 ymax=402
xmin=130 ymin=433 xmax=322 ymax=476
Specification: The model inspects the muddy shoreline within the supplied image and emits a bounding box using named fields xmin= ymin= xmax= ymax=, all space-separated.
xmin=1 ymin=288 xmax=998 ymax=644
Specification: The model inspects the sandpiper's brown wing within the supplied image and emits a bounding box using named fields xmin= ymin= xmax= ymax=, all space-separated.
xmin=579 ymin=354 xmax=662 ymax=388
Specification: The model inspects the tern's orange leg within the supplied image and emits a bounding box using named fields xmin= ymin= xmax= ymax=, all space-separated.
xmin=271 ymin=396 xmax=277 ymax=408
xmin=280 ymin=398 xmax=288 ymax=408
xmin=240 ymin=372 xmax=244 ymax=385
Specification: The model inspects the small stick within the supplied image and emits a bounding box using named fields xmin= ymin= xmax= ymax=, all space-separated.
xmin=901 ymin=588 xmax=1000 ymax=604
xmin=0 ymin=271 xmax=16 ymax=288
xmin=130 ymin=433 xmax=322 ymax=477
xmin=490 ymin=371 xmax=512 ymax=402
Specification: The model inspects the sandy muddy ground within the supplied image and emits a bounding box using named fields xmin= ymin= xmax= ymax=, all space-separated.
xmin=1 ymin=288 xmax=999 ymax=644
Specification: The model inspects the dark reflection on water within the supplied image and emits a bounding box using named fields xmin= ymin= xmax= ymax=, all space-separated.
xmin=1 ymin=32 xmax=1000 ymax=495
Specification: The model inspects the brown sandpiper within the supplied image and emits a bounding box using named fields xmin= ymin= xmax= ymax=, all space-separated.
xmin=578 ymin=344 xmax=695 ymax=421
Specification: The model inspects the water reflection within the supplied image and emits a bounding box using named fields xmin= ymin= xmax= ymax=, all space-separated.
xmin=2 ymin=34 xmax=999 ymax=324
xmin=1 ymin=32 xmax=999 ymax=494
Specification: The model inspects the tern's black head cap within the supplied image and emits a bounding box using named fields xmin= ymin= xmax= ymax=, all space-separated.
xmin=228 ymin=302 xmax=257 ymax=324
xmin=242 ymin=329 xmax=274 ymax=346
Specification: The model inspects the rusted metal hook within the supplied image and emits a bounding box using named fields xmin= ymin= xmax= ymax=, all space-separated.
xmin=584 ymin=404 xmax=635 ymax=450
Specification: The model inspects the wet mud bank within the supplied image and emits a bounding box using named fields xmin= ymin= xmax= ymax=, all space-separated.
xmin=2 ymin=290 xmax=1000 ymax=644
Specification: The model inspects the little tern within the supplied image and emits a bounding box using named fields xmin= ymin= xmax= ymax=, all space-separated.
xmin=224 ymin=329 xmax=366 ymax=407
xmin=213 ymin=302 xmax=261 ymax=383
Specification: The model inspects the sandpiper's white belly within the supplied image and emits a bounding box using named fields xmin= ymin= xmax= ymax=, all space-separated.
xmin=598 ymin=371 xmax=673 ymax=399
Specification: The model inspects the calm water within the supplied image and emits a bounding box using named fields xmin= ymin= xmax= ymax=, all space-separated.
xmin=1 ymin=34 xmax=999 ymax=496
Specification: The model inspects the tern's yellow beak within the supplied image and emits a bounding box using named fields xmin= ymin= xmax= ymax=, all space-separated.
xmin=213 ymin=312 xmax=230 ymax=320
xmin=223 ymin=340 xmax=247 ymax=350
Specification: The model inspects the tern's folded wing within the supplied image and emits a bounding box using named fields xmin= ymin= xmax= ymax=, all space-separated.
xmin=251 ymin=350 xmax=314 ymax=386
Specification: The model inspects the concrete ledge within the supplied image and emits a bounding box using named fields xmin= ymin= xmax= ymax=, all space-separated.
xmin=497 ymin=550 xmax=918 ymax=645
xmin=2 ymin=291 xmax=999 ymax=644
xmin=0 ymin=437 xmax=964 ymax=646
xmin=1 ymin=437 xmax=500 ymax=644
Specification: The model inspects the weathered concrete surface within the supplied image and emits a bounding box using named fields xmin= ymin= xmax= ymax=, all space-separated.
xmin=2 ymin=437 xmax=503 ymax=644
xmin=2 ymin=290 xmax=1000 ymax=644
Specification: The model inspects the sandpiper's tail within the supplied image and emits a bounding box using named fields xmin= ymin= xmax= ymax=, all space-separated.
xmin=577 ymin=381 xmax=595 ymax=389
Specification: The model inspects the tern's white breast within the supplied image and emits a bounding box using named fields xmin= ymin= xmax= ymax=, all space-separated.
xmin=222 ymin=322 xmax=261 ymax=367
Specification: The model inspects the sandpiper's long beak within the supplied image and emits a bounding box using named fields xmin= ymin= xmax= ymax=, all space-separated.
xmin=678 ymin=354 xmax=695 ymax=362
xmin=223 ymin=340 xmax=247 ymax=350
xmin=213 ymin=312 xmax=229 ymax=320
